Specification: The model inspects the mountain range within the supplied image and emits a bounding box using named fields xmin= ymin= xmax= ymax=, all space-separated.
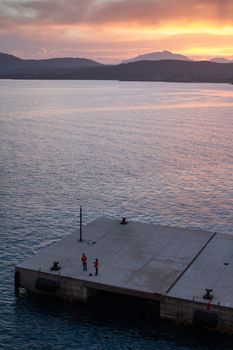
xmin=0 ymin=52 xmax=233 ymax=83
xmin=0 ymin=52 xmax=101 ymax=75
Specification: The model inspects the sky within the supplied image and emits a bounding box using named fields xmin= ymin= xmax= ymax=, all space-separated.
xmin=0 ymin=0 xmax=233 ymax=63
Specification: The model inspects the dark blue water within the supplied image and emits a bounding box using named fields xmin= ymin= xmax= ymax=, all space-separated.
xmin=1 ymin=80 xmax=233 ymax=349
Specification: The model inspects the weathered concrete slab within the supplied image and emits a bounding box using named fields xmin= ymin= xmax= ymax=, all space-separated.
xmin=167 ymin=232 xmax=233 ymax=309
xmin=17 ymin=218 xmax=213 ymax=296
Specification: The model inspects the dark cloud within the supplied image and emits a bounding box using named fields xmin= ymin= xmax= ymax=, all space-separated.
xmin=0 ymin=0 xmax=93 ymax=26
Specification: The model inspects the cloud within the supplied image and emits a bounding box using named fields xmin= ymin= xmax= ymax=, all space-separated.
xmin=1 ymin=0 xmax=233 ymax=27
xmin=0 ymin=0 xmax=233 ymax=62
xmin=88 ymin=0 xmax=233 ymax=27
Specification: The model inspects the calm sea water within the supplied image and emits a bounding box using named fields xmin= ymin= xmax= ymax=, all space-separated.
xmin=0 ymin=80 xmax=233 ymax=349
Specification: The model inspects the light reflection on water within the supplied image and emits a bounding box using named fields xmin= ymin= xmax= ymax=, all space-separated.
xmin=0 ymin=80 xmax=233 ymax=349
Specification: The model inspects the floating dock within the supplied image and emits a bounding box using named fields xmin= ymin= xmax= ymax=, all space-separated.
xmin=15 ymin=218 xmax=233 ymax=334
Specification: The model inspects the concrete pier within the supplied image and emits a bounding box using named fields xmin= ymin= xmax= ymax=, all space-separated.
xmin=15 ymin=218 xmax=233 ymax=334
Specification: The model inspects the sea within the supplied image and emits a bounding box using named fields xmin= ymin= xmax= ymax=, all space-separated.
xmin=0 ymin=80 xmax=233 ymax=349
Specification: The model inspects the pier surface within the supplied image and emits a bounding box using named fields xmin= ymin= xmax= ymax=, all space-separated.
xmin=16 ymin=218 xmax=233 ymax=333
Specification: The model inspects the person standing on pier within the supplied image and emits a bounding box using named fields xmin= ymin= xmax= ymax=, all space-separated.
xmin=93 ymin=258 xmax=99 ymax=276
xmin=81 ymin=253 xmax=87 ymax=271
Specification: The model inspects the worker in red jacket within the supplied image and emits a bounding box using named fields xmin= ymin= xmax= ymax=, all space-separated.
xmin=81 ymin=253 xmax=87 ymax=271
xmin=93 ymin=258 xmax=99 ymax=276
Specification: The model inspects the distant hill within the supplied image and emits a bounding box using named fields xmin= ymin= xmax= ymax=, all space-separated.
xmin=1 ymin=54 xmax=233 ymax=84
xmin=0 ymin=52 xmax=101 ymax=75
xmin=0 ymin=52 xmax=23 ymax=65
xmin=123 ymin=50 xmax=191 ymax=63
xmin=210 ymin=57 xmax=233 ymax=64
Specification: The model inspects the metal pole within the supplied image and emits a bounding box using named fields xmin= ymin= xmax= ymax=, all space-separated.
xmin=79 ymin=206 xmax=83 ymax=241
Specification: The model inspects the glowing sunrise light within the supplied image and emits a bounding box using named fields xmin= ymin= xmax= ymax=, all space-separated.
xmin=184 ymin=46 xmax=233 ymax=56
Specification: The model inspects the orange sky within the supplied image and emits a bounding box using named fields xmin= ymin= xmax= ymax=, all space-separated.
xmin=0 ymin=0 xmax=233 ymax=63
